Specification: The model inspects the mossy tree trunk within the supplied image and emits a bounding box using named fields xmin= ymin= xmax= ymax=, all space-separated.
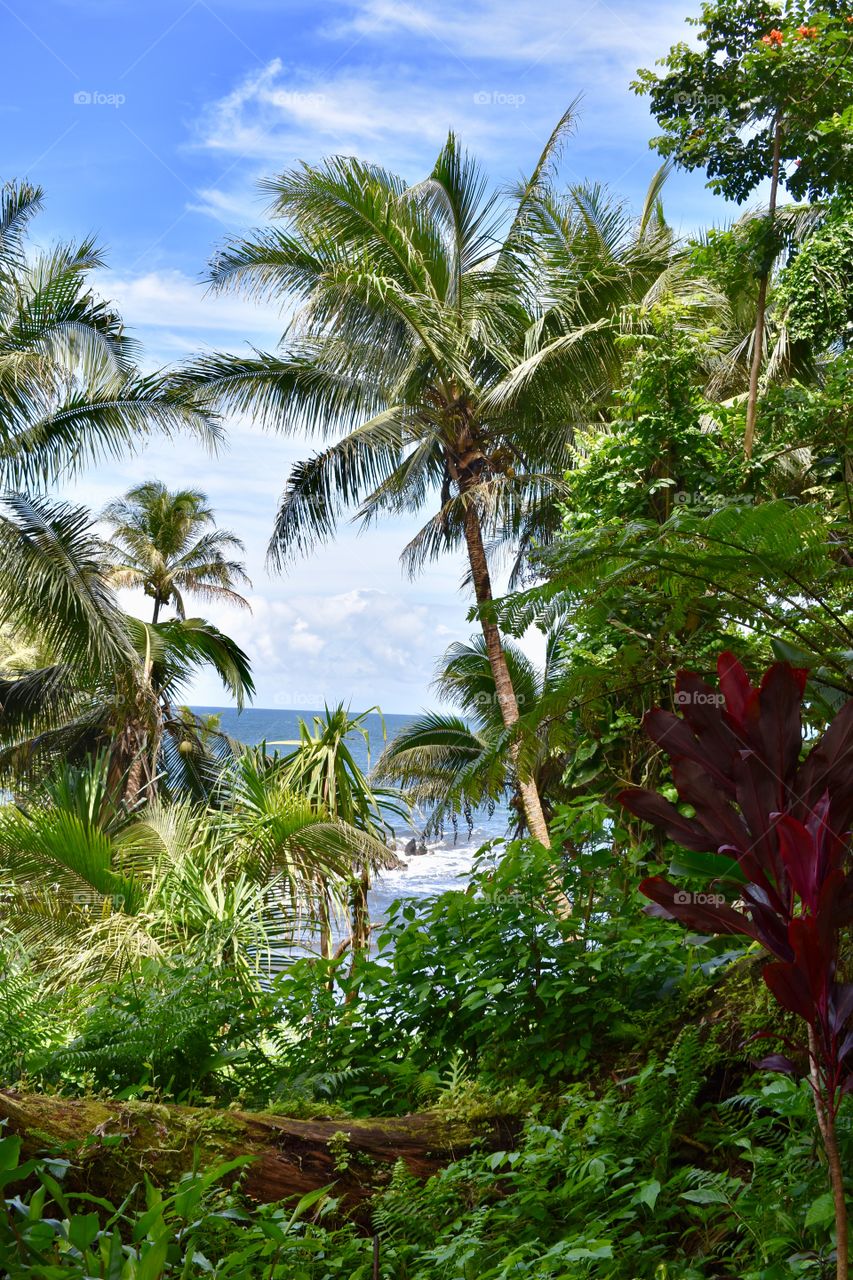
xmin=0 ymin=1090 xmax=518 ymax=1218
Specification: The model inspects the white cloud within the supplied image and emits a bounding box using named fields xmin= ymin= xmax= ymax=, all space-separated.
xmin=97 ymin=269 xmax=286 ymax=339
xmin=331 ymin=0 xmax=690 ymax=69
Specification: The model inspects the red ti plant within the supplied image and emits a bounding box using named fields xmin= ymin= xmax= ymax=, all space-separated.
xmin=617 ymin=653 xmax=853 ymax=1280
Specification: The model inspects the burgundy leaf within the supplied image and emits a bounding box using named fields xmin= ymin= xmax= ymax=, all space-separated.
xmin=671 ymin=758 xmax=749 ymax=853
xmin=643 ymin=708 xmax=736 ymax=795
xmin=794 ymin=699 xmax=853 ymax=829
xmin=717 ymin=651 xmax=754 ymax=731
xmin=757 ymin=662 xmax=807 ymax=804
xmin=674 ymin=670 xmax=742 ymax=773
xmin=838 ymin=1030 xmax=853 ymax=1062
xmin=639 ymin=876 xmax=759 ymax=939
xmin=775 ymin=814 xmax=819 ymax=912
xmin=731 ymin=848 xmax=786 ymax=914
xmin=616 ymin=788 xmax=717 ymax=852
xmin=754 ymin=1053 xmax=799 ymax=1076
xmin=830 ymin=983 xmax=853 ymax=1034
xmin=734 ymin=752 xmax=788 ymax=889
xmin=763 ymin=961 xmax=816 ymax=1023
xmin=742 ymin=894 xmax=794 ymax=961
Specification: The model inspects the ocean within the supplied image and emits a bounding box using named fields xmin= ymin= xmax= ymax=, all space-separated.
xmin=194 ymin=706 xmax=510 ymax=922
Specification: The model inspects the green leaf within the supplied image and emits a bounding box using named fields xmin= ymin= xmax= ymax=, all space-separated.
xmin=0 ymin=1135 xmax=21 ymax=1171
xmin=805 ymin=1192 xmax=836 ymax=1228
xmin=68 ymin=1212 xmax=100 ymax=1251
xmin=632 ymin=1178 xmax=662 ymax=1210
xmin=681 ymin=1187 xmax=728 ymax=1205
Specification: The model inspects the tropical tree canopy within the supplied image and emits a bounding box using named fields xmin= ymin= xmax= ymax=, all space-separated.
xmin=102 ymin=480 xmax=251 ymax=623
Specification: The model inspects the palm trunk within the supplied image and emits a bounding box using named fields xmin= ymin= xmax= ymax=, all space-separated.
xmin=461 ymin=499 xmax=551 ymax=847
xmin=744 ymin=113 xmax=783 ymax=458
xmin=351 ymin=867 xmax=370 ymax=953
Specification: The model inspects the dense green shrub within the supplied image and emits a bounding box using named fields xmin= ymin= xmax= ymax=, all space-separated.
xmin=265 ymin=840 xmax=731 ymax=1113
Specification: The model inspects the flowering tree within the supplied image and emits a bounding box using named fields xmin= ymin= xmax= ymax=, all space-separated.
xmin=618 ymin=653 xmax=853 ymax=1278
xmin=634 ymin=0 xmax=853 ymax=454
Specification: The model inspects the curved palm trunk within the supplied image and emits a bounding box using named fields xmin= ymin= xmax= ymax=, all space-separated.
xmin=461 ymin=500 xmax=551 ymax=847
xmin=744 ymin=113 xmax=783 ymax=458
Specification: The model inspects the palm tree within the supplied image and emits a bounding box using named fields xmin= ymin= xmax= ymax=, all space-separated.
xmin=0 ymin=754 xmax=396 ymax=987
xmin=0 ymin=181 xmax=218 ymax=488
xmin=374 ymin=632 xmax=571 ymax=835
xmin=179 ymin=118 xmax=604 ymax=845
xmin=272 ymin=703 xmax=406 ymax=954
xmin=0 ymin=493 xmax=253 ymax=804
xmin=102 ymin=481 xmax=251 ymax=623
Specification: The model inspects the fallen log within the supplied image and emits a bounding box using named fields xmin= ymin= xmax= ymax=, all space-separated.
xmin=0 ymin=1090 xmax=519 ymax=1214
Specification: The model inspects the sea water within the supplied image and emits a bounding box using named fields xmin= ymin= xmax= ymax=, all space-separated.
xmin=195 ymin=707 xmax=510 ymax=923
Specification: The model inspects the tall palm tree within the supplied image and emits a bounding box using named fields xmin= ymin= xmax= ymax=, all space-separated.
xmin=0 ymin=493 xmax=253 ymax=804
xmin=0 ymin=181 xmax=218 ymax=488
xmin=179 ymin=118 xmax=608 ymax=844
xmin=102 ymin=481 xmax=251 ymax=623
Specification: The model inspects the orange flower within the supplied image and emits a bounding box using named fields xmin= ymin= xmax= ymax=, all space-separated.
xmin=761 ymin=28 xmax=784 ymax=44
xmin=795 ymin=24 xmax=818 ymax=37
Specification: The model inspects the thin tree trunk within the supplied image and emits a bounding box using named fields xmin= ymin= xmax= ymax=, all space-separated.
xmin=809 ymin=1028 xmax=849 ymax=1280
xmin=744 ymin=113 xmax=783 ymax=458
xmin=152 ymin=596 xmax=161 ymax=624
xmin=461 ymin=500 xmax=551 ymax=847
xmin=351 ymin=867 xmax=370 ymax=954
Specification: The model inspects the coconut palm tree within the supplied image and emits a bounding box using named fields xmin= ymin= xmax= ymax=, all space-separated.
xmin=0 ymin=493 xmax=253 ymax=804
xmin=0 ymin=181 xmax=218 ymax=487
xmin=373 ymin=631 xmax=572 ymax=835
xmin=272 ymin=703 xmax=407 ymax=953
xmin=178 ymin=117 xmax=611 ymax=845
xmin=102 ymin=481 xmax=251 ymax=623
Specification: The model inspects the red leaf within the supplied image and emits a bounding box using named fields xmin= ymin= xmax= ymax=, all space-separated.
xmin=639 ymin=876 xmax=759 ymax=939
xmin=671 ymin=758 xmax=749 ymax=852
xmin=831 ymin=982 xmax=853 ymax=1034
xmin=794 ymin=699 xmax=853 ymax=830
xmin=616 ymin=788 xmax=717 ymax=852
xmin=717 ymin=651 xmax=754 ymax=728
xmin=643 ymin=708 xmax=736 ymax=794
xmin=757 ymin=662 xmax=806 ymax=802
xmin=754 ymin=1053 xmax=799 ymax=1076
xmin=775 ymin=813 xmax=819 ymax=911
xmin=763 ymin=961 xmax=816 ymax=1023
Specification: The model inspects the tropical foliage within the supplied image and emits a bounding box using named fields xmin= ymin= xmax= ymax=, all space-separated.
xmin=3 ymin=3 xmax=853 ymax=1277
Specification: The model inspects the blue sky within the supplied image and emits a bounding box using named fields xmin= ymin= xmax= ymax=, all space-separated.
xmin=4 ymin=0 xmax=728 ymax=711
